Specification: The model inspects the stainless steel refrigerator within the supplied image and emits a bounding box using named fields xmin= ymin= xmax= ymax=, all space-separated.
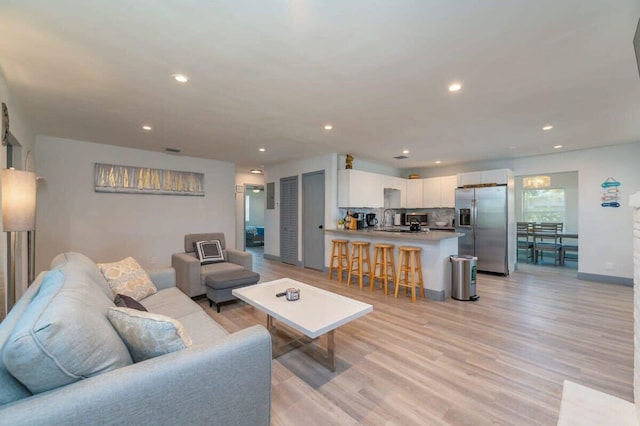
xmin=455 ymin=186 xmax=509 ymax=275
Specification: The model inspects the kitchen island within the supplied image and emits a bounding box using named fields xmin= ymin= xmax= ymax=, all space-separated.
xmin=324 ymin=228 xmax=463 ymax=301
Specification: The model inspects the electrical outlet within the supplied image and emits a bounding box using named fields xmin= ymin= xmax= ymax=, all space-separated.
xmin=605 ymin=262 xmax=614 ymax=271
xmin=150 ymin=256 xmax=157 ymax=266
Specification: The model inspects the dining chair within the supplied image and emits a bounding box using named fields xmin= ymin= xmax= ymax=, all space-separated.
xmin=560 ymin=236 xmax=578 ymax=265
xmin=533 ymin=223 xmax=563 ymax=266
xmin=516 ymin=222 xmax=534 ymax=262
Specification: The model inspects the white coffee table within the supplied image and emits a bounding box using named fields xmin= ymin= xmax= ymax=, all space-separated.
xmin=232 ymin=278 xmax=372 ymax=371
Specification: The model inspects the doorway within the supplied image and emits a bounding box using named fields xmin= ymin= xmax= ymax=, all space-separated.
xmin=244 ymin=184 xmax=265 ymax=255
xmin=302 ymin=171 xmax=325 ymax=271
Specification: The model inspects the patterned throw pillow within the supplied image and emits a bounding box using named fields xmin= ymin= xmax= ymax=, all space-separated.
xmin=107 ymin=307 xmax=192 ymax=362
xmin=97 ymin=257 xmax=157 ymax=301
xmin=194 ymin=240 xmax=225 ymax=265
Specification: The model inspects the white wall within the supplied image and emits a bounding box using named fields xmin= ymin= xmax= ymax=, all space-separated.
xmin=35 ymin=136 xmax=236 ymax=273
xmin=0 ymin=70 xmax=36 ymax=308
xmin=411 ymin=142 xmax=640 ymax=280
xmin=264 ymin=154 xmax=338 ymax=263
xmin=338 ymin=154 xmax=404 ymax=177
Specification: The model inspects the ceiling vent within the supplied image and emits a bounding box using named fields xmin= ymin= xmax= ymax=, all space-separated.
xmin=393 ymin=155 xmax=408 ymax=160
xmin=164 ymin=147 xmax=181 ymax=154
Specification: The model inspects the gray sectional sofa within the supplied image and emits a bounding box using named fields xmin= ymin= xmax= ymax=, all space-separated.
xmin=0 ymin=252 xmax=272 ymax=426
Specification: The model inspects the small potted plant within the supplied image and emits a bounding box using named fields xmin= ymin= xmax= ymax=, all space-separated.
xmin=337 ymin=219 xmax=345 ymax=230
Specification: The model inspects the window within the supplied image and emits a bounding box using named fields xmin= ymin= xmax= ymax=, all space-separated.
xmin=522 ymin=189 xmax=565 ymax=223
xmin=245 ymin=195 xmax=250 ymax=222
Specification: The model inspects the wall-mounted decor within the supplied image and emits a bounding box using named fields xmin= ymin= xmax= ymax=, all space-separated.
xmin=95 ymin=163 xmax=204 ymax=196
xmin=601 ymin=177 xmax=620 ymax=207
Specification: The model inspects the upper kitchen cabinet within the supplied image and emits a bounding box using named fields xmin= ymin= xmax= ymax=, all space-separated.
xmin=421 ymin=178 xmax=439 ymax=208
xmin=457 ymin=169 xmax=512 ymax=187
xmin=440 ymin=175 xmax=457 ymax=207
xmin=406 ymin=179 xmax=423 ymax=208
xmin=338 ymin=169 xmax=384 ymax=207
xmin=422 ymin=175 xmax=457 ymax=208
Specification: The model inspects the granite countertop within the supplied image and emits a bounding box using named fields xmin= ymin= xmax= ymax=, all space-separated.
xmin=325 ymin=227 xmax=463 ymax=241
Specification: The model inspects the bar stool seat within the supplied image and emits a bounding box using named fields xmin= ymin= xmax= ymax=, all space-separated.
xmin=372 ymin=243 xmax=395 ymax=295
xmin=348 ymin=241 xmax=372 ymax=289
xmin=394 ymin=246 xmax=424 ymax=302
xmin=328 ymin=239 xmax=349 ymax=283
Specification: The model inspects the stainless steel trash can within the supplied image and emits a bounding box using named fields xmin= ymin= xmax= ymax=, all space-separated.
xmin=450 ymin=255 xmax=479 ymax=301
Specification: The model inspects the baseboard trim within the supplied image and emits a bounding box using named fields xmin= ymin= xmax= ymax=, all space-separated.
xmin=425 ymin=289 xmax=446 ymax=301
xmin=577 ymin=272 xmax=633 ymax=286
xmin=263 ymin=253 xmax=280 ymax=262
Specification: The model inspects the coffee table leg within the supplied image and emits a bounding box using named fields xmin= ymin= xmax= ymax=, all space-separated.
xmin=326 ymin=330 xmax=336 ymax=372
xmin=266 ymin=315 xmax=337 ymax=372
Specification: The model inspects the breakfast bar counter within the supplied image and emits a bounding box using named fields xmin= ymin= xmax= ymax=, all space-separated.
xmin=324 ymin=228 xmax=463 ymax=301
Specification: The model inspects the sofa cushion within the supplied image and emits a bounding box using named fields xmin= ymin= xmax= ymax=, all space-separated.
xmin=0 ymin=273 xmax=45 ymax=406
xmin=205 ymin=270 xmax=260 ymax=290
xmin=194 ymin=240 xmax=225 ymax=265
xmin=107 ymin=308 xmax=192 ymax=362
xmin=50 ymin=252 xmax=113 ymax=299
xmin=177 ymin=310 xmax=229 ymax=345
xmin=114 ymin=294 xmax=147 ymax=311
xmin=3 ymin=269 xmax=133 ymax=394
xmin=141 ymin=288 xmax=203 ymax=319
xmin=97 ymin=257 xmax=157 ymax=301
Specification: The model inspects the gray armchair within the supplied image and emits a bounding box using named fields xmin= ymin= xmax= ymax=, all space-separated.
xmin=171 ymin=233 xmax=253 ymax=297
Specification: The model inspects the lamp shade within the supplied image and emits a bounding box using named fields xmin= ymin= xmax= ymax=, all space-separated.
xmin=2 ymin=168 xmax=36 ymax=231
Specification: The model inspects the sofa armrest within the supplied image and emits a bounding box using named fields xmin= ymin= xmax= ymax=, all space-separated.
xmin=171 ymin=252 xmax=202 ymax=297
xmin=0 ymin=325 xmax=272 ymax=426
xmin=147 ymin=267 xmax=176 ymax=290
xmin=226 ymin=249 xmax=253 ymax=271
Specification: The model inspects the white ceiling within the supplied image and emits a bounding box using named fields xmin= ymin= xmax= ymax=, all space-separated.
xmin=1 ymin=1 xmax=639 ymax=173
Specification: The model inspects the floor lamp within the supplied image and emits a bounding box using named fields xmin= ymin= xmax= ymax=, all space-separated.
xmin=2 ymin=168 xmax=36 ymax=313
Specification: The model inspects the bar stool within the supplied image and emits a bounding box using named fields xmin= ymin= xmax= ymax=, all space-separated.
xmin=328 ymin=239 xmax=350 ymax=283
xmin=394 ymin=246 xmax=424 ymax=302
xmin=348 ymin=241 xmax=372 ymax=289
xmin=372 ymin=243 xmax=395 ymax=295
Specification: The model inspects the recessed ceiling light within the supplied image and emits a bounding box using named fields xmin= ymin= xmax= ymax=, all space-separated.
xmin=542 ymin=125 xmax=553 ymax=131
xmin=258 ymin=148 xmax=266 ymax=152
xmin=402 ymin=149 xmax=410 ymax=154
xmin=435 ymin=160 xmax=441 ymax=164
xmin=142 ymin=125 xmax=152 ymax=131
xmin=448 ymin=83 xmax=462 ymax=92
xmin=173 ymin=74 xmax=189 ymax=83
xmin=509 ymin=146 xmax=517 ymax=150
xmin=324 ymin=124 xmax=333 ymax=130
xmin=250 ymin=169 xmax=263 ymax=174
xmin=554 ymin=145 xmax=563 ymax=149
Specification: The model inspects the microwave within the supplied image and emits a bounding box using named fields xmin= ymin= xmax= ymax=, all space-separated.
xmin=404 ymin=213 xmax=428 ymax=226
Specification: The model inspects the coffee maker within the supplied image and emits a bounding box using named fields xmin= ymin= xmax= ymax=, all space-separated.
xmin=365 ymin=213 xmax=378 ymax=227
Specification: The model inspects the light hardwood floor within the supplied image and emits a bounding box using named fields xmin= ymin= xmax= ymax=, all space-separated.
xmin=197 ymin=254 xmax=633 ymax=425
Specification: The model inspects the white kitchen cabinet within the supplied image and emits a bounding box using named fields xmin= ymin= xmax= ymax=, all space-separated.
xmin=393 ymin=177 xmax=407 ymax=208
xmin=457 ymin=169 xmax=511 ymax=187
xmin=406 ymin=179 xmax=423 ymax=208
xmin=440 ymin=175 xmax=458 ymax=207
xmin=422 ymin=175 xmax=457 ymax=208
xmin=421 ymin=178 xmax=439 ymax=208
xmin=338 ymin=169 xmax=384 ymax=207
